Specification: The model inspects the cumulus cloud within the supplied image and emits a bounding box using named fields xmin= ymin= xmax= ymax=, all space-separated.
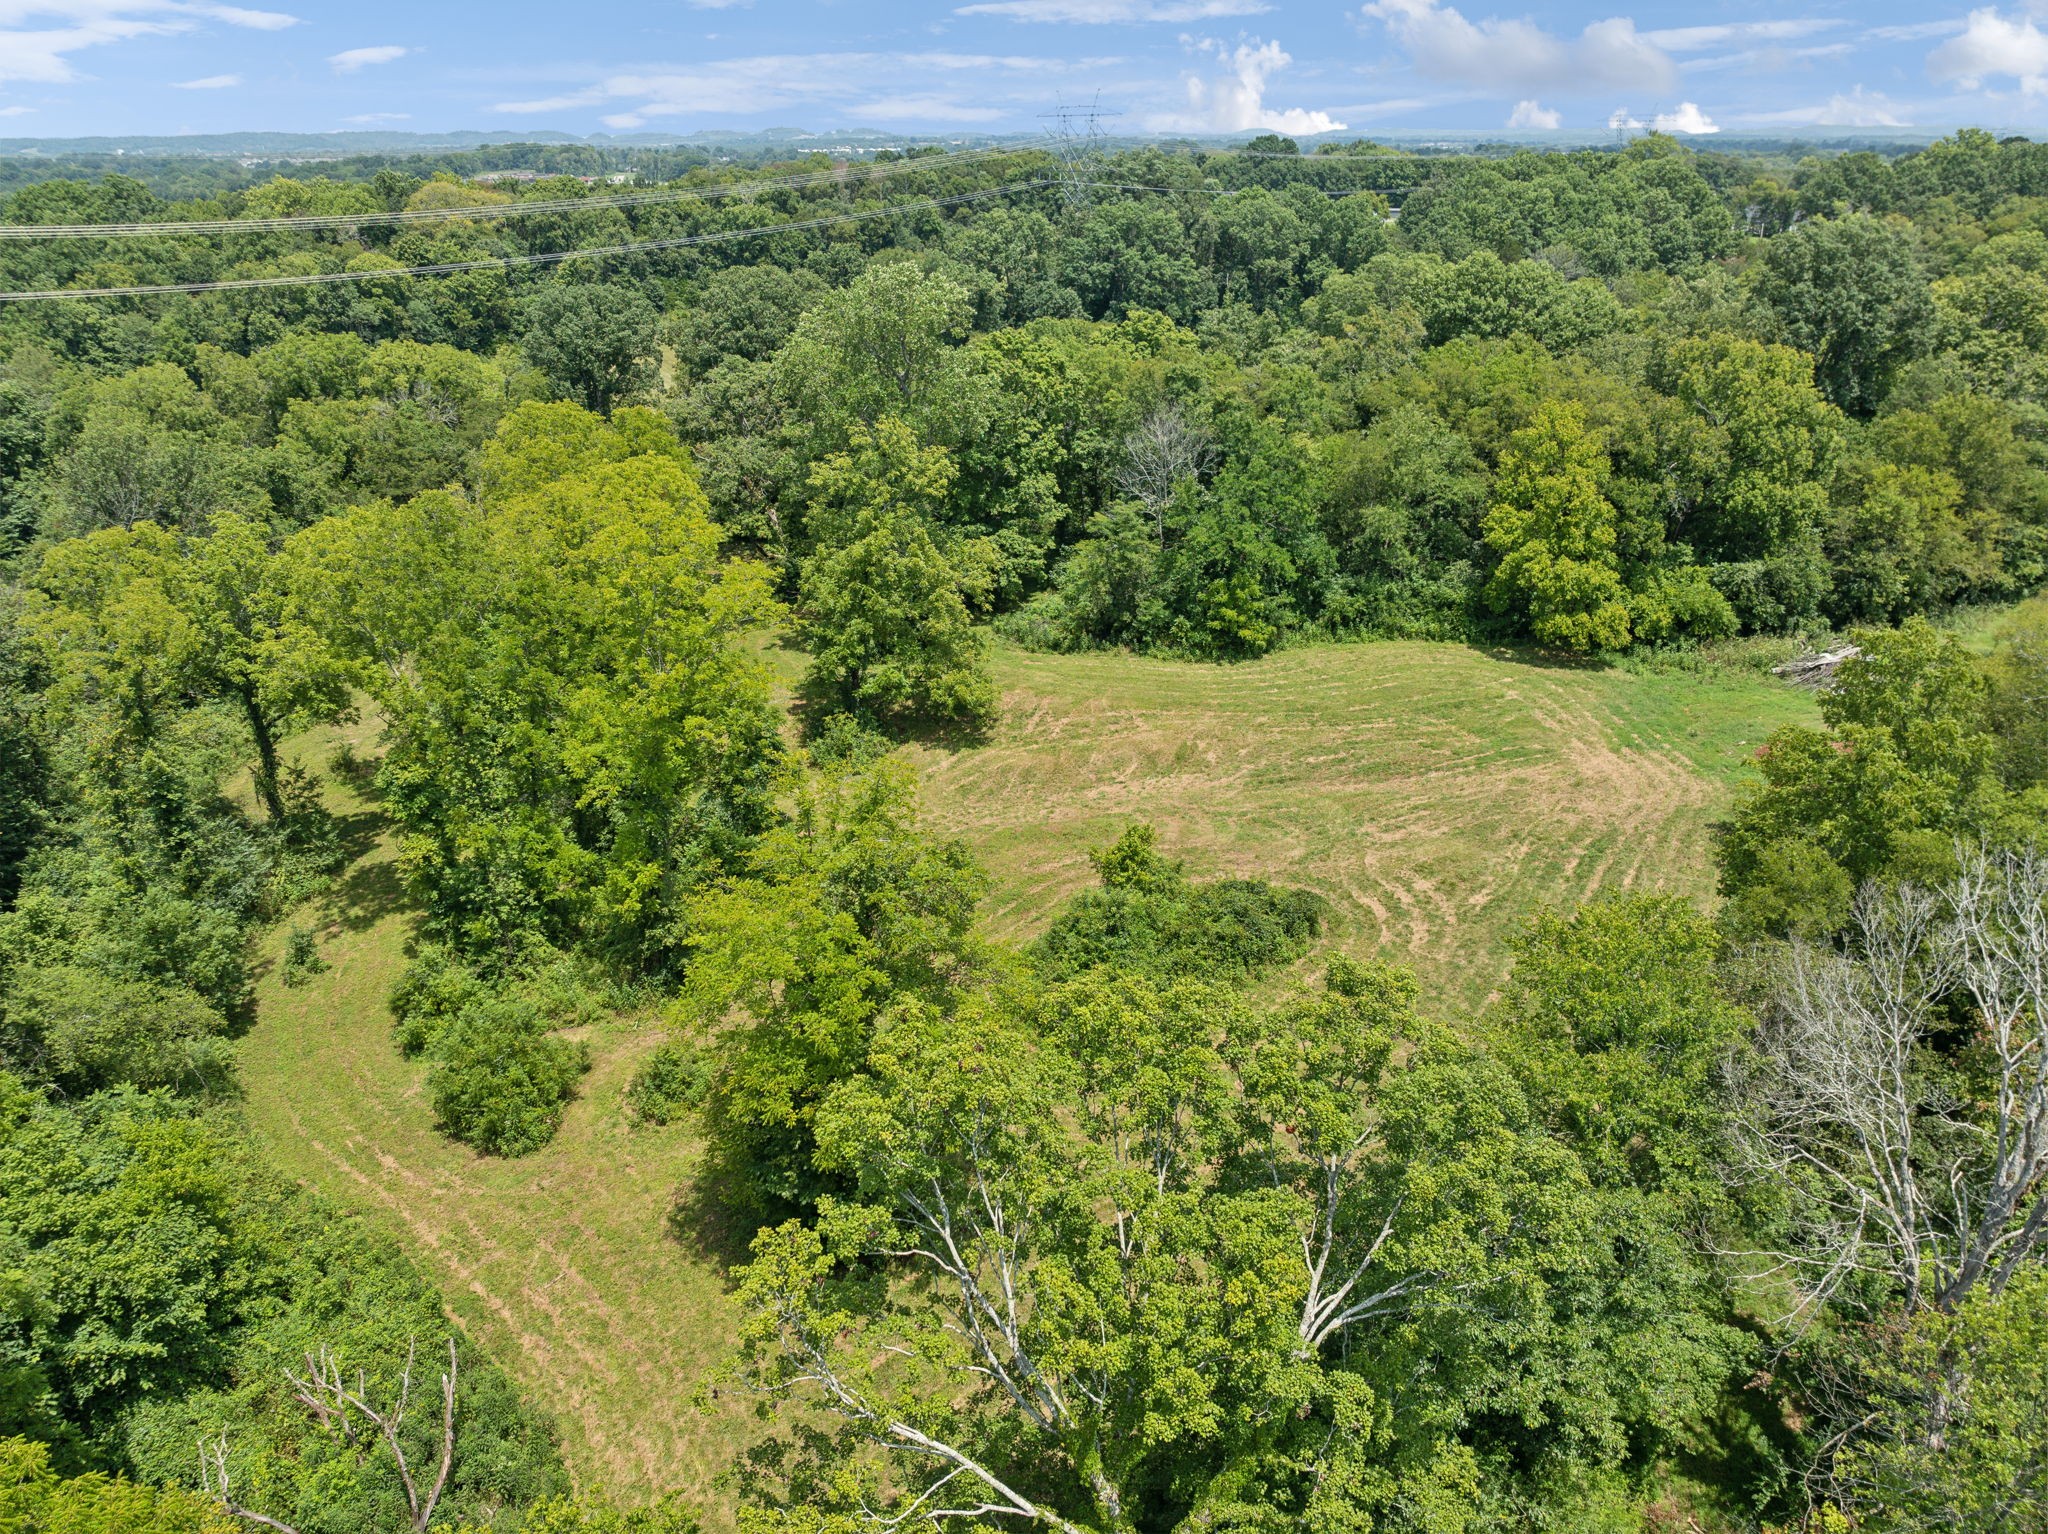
xmin=172 ymin=70 xmax=239 ymax=86
xmin=1506 ymin=99 xmax=1559 ymax=129
xmin=1654 ymin=101 xmax=1717 ymax=132
xmin=1928 ymin=8 xmax=2048 ymax=92
xmin=1609 ymin=101 xmax=1719 ymax=134
xmin=1147 ymin=36 xmax=1346 ymax=134
xmin=329 ymin=44 xmax=408 ymax=72
xmin=956 ymin=0 xmax=1267 ymax=19
xmin=0 ymin=0 xmax=296 ymax=85
xmin=1360 ymin=0 xmax=1676 ymax=95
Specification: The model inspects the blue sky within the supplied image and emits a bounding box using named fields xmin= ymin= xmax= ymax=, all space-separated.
xmin=0 ymin=0 xmax=2043 ymax=140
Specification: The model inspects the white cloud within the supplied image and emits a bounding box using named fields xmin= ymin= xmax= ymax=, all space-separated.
xmin=494 ymin=50 xmax=1094 ymax=123
xmin=1928 ymin=7 xmax=2048 ymax=92
xmin=0 ymin=1 xmax=295 ymax=84
xmin=1506 ymin=98 xmax=1559 ymax=129
xmin=1360 ymin=0 xmax=1676 ymax=95
xmin=329 ymin=43 xmax=408 ymax=72
xmin=1870 ymin=18 xmax=1966 ymax=42
xmin=172 ymin=71 xmax=238 ymax=86
xmin=344 ymin=110 xmax=410 ymax=123
xmin=1640 ymin=19 xmax=1836 ymax=51
xmin=1739 ymin=86 xmax=1911 ymax=127
xmin=1147 ymin=36 xmax=1346 ymax=134
xmin=1654 ymin=100 xmax=1718 ymax=132
xmin=0 ymin=103 xmax=33 ymax=114
xmin=955 ymin=0 xmax=1267 ymax=19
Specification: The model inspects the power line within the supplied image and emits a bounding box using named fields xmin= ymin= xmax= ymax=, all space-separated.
xmin=0 ymin=145 xmax=1040 ymax=241
xmin=0 ymin=161 xmax=1410 ymax=304
xmin=0 ymin=180 xmax=1064 ymax=302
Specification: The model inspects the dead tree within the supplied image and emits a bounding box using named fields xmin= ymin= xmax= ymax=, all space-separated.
xmin=199 ymin=1435 xmax=302 ymax=1534
xmin=202 ymin=1336 xmax=459 ymax=1534
xmin=1117 ymin=403 xmax=1213 ymax=544
xmin=1771 ymin=645 xmax=1861 ymax=688
xmin=1731 ymin=845 xmax=2048 ymax=1322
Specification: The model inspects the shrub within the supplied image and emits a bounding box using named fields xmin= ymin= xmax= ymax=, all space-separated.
xmin=389 ymin=944 xmax=486 ymax=1056
xmin=279 ymin=925 xmax=327 ymax=988
xmin=426 ymin=998 xmax=589 ymax=1156
xmin=1033 ymin=825 xmax=1327 ymax=980
xmin=625 ymin=1040 xmax=712 ymax=1126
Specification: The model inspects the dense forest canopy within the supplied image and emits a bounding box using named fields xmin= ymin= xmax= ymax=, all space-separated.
xmin=0 ymin=128 xmax=2045 ymax=1533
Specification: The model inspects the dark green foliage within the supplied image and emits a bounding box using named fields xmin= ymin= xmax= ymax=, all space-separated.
xmin=518 ymin=282 xmax=660 ymax=416
xmin=1757 ymin=213 xmax=1932 ymax=415
xmin=425 ymin=997 xmax=589 ymax=1157
xmin=1032 ymin=824 xmax=1327 ymax=979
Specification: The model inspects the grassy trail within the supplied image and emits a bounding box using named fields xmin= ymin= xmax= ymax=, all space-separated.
xmin=237 ymin=717 xmax=754 ymax=1512
xmin=235 ymin=642 xmax=1813 ymax=1505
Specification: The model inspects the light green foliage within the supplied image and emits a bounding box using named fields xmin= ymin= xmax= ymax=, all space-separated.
xmin=1833 ymin=1267 xmax=2048 ymax=1530
xmin=776 ymin=262 xmax=982 ymax=450
xmin=29 ymin=511 xmax=352 ymax=823
xmin=291 ymin=402 xmax=784 ymax=963
xmin=797 ymin=418 xmax=998 ymax=730
xmin=1931 ymin=230 xmax=2048 ymax=403
xmin=1720 ymin=619 xmax=2022 ymax=905
xmin=1483 ymin=401 xmax=1634 ymax=651
xmin=681 ymin=756 xmax=988 ymax=1211
xmin=0 ymin=1436 xmax=234 ymax=1533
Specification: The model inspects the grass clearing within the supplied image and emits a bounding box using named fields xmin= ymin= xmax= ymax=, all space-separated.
xmin=234 ymin=640 xmax=1813 ymax=1509
xmin=911 ymin=641 xmax=1816 ymax=1013
xmin=237 ymin=714 xmax=754 ymax=1515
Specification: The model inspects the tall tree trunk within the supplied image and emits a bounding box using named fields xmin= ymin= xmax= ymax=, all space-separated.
xmin=242 ymin=688 xmax=287 ymax=823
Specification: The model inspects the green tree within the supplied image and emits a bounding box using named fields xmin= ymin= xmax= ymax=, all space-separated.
xmin=518 ymin=281 xmax=659 ymax=415
xmin=30 ymin=513 xmax=352 ymax=824
xmin=290 ymin=404 xmax=783 ymax=964
xmin=725 ymin=960 xmax=1618 ymax=1533
xmin=678 ymin=756 xmax=988 ymax=1211
xmin=797 ymin=419 xmax=998 ymax=731
xmin=1756 ymin=213 xmax=1932 ymax=415
xmin=1482 ymin=400 xmax=1633 ymax=651
xmin=776 ymin=262 xmax=981 ymax=450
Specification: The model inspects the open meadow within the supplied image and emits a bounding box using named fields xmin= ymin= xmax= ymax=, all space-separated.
xmin=236 ymin=640 xmax=1816 ymax=1511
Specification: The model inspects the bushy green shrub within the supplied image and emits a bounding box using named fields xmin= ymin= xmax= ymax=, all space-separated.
xmin=625 ymin=1040 xmax=712 ymax=1126
xmin=426 ymin=998 xmax=589 ymax=1157
xmin=1033 ymin=825 xmax=1326 ymax=980
xmin=388 ymin=944 xmax=486 ymax=1057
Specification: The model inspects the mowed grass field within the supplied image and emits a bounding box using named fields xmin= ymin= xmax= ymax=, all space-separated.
xmin=913 ymin=642 xmax=1816 ymax=1012
xmin=235 ymin=640 xmax=1814 ymax=1510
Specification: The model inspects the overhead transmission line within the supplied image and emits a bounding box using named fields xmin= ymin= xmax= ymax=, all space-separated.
xmin=0 ymin=143 xmax=1039 ymax=241
xmin=0 ymin=180 xmax=1065 ymax=302
xmin=0 ymin=153 xmax=1415 ymax=303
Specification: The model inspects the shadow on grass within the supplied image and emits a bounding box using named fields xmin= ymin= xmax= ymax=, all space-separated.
xmin=1473 ymin=642 xmax=1617 ymax=673
xmin=666 ymin=1162 xmax=777 ymax=1279
xmin=326 ymin=843 xmax=411 ymax=934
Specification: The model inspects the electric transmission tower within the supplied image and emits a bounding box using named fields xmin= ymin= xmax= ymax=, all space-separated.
xmin=1040 ymin=95 xmax=1120 ymax=206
